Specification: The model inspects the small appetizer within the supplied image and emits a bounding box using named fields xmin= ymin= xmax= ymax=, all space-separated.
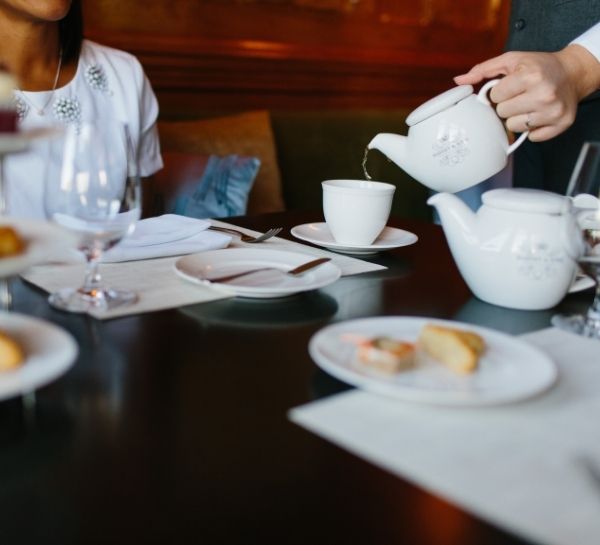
xmin=357 ymin=336 xmax=416 ymax=374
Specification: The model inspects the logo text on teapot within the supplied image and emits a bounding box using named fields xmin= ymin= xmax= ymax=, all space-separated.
xmin=432 ymin=124 xmax=470 ymax=167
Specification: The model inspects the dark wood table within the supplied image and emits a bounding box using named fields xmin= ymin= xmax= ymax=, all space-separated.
xmin=0 ymin=210 xmax=592 ymax=545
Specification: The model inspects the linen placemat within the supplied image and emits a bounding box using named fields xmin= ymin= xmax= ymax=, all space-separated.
xmin=289 ymin=327 xmax=600 ymax=545
xmin=22 ymin=256 xmax=231 ymax=319
xmin=22 ymin=220 xmax=386 ymax=319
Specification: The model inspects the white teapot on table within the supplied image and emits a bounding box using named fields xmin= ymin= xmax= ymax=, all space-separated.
xmin=366 ymin=80 xmax=528 ymax=193
xmin=428 ymin=188 xmax=583 ymax=310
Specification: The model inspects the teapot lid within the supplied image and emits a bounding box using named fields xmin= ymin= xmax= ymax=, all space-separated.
xmin=482 ymin=188 xmax=571 ymax=215
xmin=406 ymin=85 xmax=473 ymax=127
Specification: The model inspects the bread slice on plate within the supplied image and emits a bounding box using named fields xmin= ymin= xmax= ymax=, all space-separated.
xmin=418 ymin=324 xmax=485 ymax=374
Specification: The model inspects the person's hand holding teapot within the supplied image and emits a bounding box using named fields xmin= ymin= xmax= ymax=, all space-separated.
xmin=454 ymin=44 xmax=600 ymax=142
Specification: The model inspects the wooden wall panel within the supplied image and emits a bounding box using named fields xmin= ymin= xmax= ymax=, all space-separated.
xmin=83 ymin=0 xmax=510 ymax=117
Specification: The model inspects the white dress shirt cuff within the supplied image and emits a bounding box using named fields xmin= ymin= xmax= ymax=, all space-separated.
xmin=571 ymin=21 xmax=600 ymax=62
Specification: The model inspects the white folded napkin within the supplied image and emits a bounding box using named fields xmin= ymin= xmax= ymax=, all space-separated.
xmin=102 ymin=214 xmax=231 ymax=263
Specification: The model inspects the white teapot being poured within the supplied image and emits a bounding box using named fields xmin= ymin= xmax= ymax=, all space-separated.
xmin=428 ymin=188 xmax=583 ymax=310
xmin=365 ymin=80 xmax=528 ymax=193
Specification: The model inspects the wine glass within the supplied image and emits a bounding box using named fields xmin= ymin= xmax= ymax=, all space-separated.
xmin=44 ymin=120 xmax=141 ymax=313
xmin=552 ymin=141 xmax=600 ymax=338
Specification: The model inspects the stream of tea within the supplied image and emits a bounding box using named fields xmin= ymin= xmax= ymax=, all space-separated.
xmin=362 ymin=147 xmax=372 ymax=181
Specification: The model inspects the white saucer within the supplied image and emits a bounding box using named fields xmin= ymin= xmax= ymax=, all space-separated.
xmin=290 ymin=223 xmax=418 ymax=256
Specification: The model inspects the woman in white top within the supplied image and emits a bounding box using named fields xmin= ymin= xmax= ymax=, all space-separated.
xmin=0 ymin=0 xmax=163 ymax=218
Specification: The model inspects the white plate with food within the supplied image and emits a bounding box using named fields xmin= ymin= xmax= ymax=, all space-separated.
xmin=0 ymin=216 xmax=76 ymax=278
xmin=0 ymin=312 xmax=78 ymax=402
xmin=290 ymin=223 xmax=418 ymax=256
xmin=174 ymin=248 xmax=341 ymax=299
xmin=309 ymin=316 xmax=557 ymax=406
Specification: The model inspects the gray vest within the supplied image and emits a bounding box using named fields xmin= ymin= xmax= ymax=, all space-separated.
xmin=507 ymin=1 xmax=600 ymax=52
xmin=506 ymin=3 xmax=600 ymax=193
xmin=507 ymin=1 xmax=600 ymax=102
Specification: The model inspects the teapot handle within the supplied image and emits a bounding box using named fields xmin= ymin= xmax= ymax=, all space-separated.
xmin=477 ymin=79 xmax=529 ymax=156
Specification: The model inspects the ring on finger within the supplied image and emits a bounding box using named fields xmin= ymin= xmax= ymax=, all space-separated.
xmin=525 ymin=113 xmax=534 ymax=130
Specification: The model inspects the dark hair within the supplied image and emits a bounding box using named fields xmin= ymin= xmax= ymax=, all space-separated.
xmin=59 ymin=0 xmax=83 ymax=63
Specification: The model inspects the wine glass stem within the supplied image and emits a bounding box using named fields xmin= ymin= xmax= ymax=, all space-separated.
xmin=0 ymin=154 xmax=6 ymax=215
xmin=81 ymin=258 xmax=102 ymax=297
xmin=0 ymin=278 xmax=11 ymax=311
xmin=584 ymin=281 xmax=600 ymax=334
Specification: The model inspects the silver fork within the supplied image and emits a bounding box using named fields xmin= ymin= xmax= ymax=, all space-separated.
xmin=208 ymin=225 xmax=282 ymax=243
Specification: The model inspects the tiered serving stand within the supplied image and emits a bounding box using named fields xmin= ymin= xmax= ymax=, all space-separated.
xmin=0 ymin=129 xmax=78 ymax=403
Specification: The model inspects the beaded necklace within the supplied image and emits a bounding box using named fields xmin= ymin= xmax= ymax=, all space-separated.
xmin=16 ymin=48 xmax=63 ymax=116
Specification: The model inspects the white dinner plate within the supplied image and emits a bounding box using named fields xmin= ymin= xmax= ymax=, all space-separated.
xmin=569 ymin=273 xmax=595 ymax=293
xmin=290 ymin=222 xmax=418 ymax=255
xmin=0 ymin=216 xmax=76 ymax=278
xmin=174 ymin=248 xmax=341 ymax=299
xmin=0 ymin=312 xmax=78 ymax=402
xmin=309 ymin=316 xmax=557 ymax=406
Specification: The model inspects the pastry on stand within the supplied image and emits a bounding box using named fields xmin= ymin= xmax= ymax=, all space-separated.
xmin=0 ymin=69 xmax=17 ymax=134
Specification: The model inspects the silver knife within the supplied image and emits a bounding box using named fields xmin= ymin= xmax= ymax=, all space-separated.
xmin=206 ymin=257 xmax=331 ymax=284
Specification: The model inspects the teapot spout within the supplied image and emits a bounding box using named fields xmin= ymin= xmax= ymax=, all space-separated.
xmin=367 ymin=133 xmax=409 ymax=170
xmin=427 ymin=192 xmax=478 ymax=245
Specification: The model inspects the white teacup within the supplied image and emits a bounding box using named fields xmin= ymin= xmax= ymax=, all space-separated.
xmin=322 ymin=179 xmax=395 ymax=246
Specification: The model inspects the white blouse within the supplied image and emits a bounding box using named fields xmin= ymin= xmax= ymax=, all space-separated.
xmin=6 ymin=40 xmax=163 ymax=219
